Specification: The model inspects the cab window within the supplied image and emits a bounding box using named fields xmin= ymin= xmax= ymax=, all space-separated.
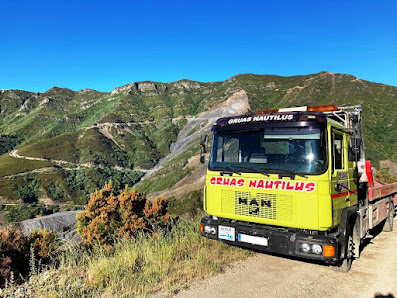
xmin=216 ymin=136 xmax=240 ymax=162
xmin=332 ymin=131 xmax=344 ymax=171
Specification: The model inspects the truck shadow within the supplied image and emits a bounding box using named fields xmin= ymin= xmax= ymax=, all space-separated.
xmin=245 ymin=247 xmax=327 ymax=268
xmin=360 ymin=222 xmax=384 ymax=251
xmin=360 ymin=212 xmax=396 ymax=254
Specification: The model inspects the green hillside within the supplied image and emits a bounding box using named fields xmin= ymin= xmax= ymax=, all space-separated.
xmin=0 ymin=154 xmax=53 ymax=177
xmin=231 ymin=73 xmax=397 ymax=163
xmin=1 ymin=72 xmax=396 ymax=207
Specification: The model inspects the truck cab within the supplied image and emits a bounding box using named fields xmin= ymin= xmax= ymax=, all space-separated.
xmin=200 ymin=104 xmax=396 ymax=271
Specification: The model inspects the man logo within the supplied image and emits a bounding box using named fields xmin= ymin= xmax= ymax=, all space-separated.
xmin=238 ymin=197 xmax=272 ymax=208
xmin=236 ymin=195 xmax=275 ymax=219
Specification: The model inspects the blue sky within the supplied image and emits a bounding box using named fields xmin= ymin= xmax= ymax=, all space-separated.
xmin=1 ymin=0 xmax=396 ymax=92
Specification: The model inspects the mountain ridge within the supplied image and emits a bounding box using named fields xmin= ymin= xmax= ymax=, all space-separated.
xmin=6 ymin=71 xmax=392 ymax=96
xmin=0 ymin=72 xmax=396 ymax=209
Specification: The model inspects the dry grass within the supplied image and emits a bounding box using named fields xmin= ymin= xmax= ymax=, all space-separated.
xmin=27 ymin=217 xmax=252 ymax=297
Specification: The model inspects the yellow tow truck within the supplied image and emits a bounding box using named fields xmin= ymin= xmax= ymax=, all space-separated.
xmin=200 ymin=104 xmax=397 ymax=271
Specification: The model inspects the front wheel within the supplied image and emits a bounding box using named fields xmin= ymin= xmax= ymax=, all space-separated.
xmin=334 ymin=233 xmax=354 ymax=272
xmin=334 ymin=222 xmax=356 ymax=272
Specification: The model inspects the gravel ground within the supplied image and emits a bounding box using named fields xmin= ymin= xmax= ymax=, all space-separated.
xmin=176 ymin=216 xmax=397 ymax=298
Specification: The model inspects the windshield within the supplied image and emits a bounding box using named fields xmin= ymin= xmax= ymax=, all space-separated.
xmin=209 ymin=127 xmax=327 ymax=175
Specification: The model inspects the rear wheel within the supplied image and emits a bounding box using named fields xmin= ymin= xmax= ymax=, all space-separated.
xmin=383 ymin=199 xmax=394 ymax=232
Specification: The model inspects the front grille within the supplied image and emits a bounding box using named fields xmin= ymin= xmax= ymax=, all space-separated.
xmin=221 ymin=190 xmax=295 ymax=222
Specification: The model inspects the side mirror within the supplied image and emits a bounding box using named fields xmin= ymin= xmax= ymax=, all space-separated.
xmin=200 ymin=135 xmax=209 ymax=164
xmin=200 ymin=135 xmax=208 ymax=153
xmin=335 ymin=182 xmax=343 ymax=193
xmin=348 ymin=138 xmax=361 ymax=162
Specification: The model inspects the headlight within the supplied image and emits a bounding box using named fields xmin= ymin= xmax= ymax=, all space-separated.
xmin=311 ymin=244 xmax=322 ymax=255
xmin=300 ymin=243 xmax=311 ymax=253
xmin=204 ymin=226 xmax=216 ymax=235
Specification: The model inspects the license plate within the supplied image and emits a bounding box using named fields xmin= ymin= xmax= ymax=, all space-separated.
xmin=218 ymin=226 xmax=235 ymax=241
xmin=238 ymin=234 xmax=268 ymax=246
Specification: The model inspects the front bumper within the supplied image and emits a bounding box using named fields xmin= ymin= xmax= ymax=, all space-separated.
xmin=201 ymin=216 xmax=339 ymax=263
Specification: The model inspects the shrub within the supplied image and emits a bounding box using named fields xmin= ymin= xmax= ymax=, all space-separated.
xmin=374 ymin=171 xmax=397 ymax=184
xmin=168 ymin=189 xmax=203 ymax=218
xmin=0 ymin=226 xmax=29 ymax=286
xmin=0 ymin=226 xmax=58 ymax=287
xmin=47 ymin=182 xmax=65 ymax=201
xmin=4 ymin=204 xmax=58 ymax=223
xmin=29 ymin=229 xmax=58 ymax=260
xmin=4 ymin=204 xmax=41 ymax=223
xmin=76 ymin=183 xmax=171 ymax=251
xmin=24 ymin=218 xmax=252 ymax=297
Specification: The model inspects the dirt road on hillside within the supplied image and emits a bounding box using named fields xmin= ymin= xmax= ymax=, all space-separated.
xmin=8 ymin=150 xmax=137 ymax=172
xmin=177 ymin=216 xmax=397 ymax=298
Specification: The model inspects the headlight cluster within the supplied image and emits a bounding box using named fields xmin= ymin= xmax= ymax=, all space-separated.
xmin=201 ymin=224 xmax=216 ymax=235
xmin=299 ymin=242 xmax=323 ymax=255
xmin=298 ymin=242 xmax=335 ymax=257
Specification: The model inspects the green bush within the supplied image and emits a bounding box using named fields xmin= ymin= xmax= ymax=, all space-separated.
xmin=374 ymin=171 xmax=397 ymax=184
xmin=29 ymin=229 xmax=58 ymax=260
xmin=168 ymin=189 xmax=203 ymax=218
xmin=4 ymin=204 xmax=57 ymax=223
xmin=16 ymin=177 xmax=40 ymax=204
xmin=66 ymin=168 xmax=144 ymax=204
xmin=46 ymin=181 xmax=65 ymax=201
xmin=0 ymin=134 xmax=21 ymax=155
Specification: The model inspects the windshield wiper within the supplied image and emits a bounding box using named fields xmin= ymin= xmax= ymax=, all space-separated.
xmin=214 ymin=166 xmax=242 ymax=176
xmin=227 ymin=165 xmax=270 ymax=177
xmin=265 ymin=169 xmax=308 ymax=180
xmin=212 ymin=166 xmax=270 ymax=177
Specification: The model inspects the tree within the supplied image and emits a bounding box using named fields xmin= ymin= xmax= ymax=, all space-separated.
xmin=16 ymin=178 xmax=40 ymax=203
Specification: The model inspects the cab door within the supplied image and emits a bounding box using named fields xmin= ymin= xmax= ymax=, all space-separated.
xmin=330 ymin=129 xmax=350 ymax=226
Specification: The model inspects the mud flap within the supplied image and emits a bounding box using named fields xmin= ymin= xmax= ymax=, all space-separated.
xmin=352 ymin=216 xmax=360 ymax=258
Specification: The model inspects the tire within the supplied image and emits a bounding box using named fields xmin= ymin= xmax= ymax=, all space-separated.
xmin=334 ymin=223 xmax=355 ymax=272
xmin=383 ymin=199 xmax=394 ymax=232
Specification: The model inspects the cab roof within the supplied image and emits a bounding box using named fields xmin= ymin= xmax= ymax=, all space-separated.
xmin=212 ymin=111 xmax=328 ymax=132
